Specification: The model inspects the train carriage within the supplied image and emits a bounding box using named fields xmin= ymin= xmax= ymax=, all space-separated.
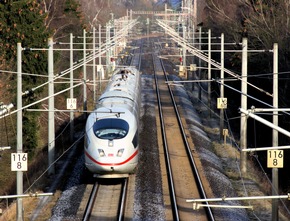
xmin=84 ymin=67 xmax=141 ymax=178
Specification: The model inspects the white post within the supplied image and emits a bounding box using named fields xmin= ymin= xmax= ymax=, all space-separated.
xmin=240 ymin=38 xmax=248 ymax=174
xmin=193 ymin=0 xmax=197 ymax=27
xmin=272 ymin=43 xmax=279 ymax=221
xmin=192 ymin=25 xmax=195 ymax=90
xmin=70 ymin=33 xmax=74 ymax=142
xmin=99 ymin=24 xmax=102 ymax=65
xmin=16 ymin=42 xmax=23 ymax=221
xmin=48 ymin=38 xmax=55 ymax=175
xmin=219 ymin=33 xmax=224 ymax=141
xmin=183 ymin=24 xmax=187 ymax=72
xmin=99 ymin=24 xmax=102 ymax=92
xmin=111 ymin=14 xmax=115 ymax=60
xmin=93 ymin=27 xmax=96 ymax=103
xmin=207 ymin=29 xmax=211 ymax=117
xmin=83 ymin=29 xmax=87 ymax=113
xmin=106 ymin=24 xmax=110 ymax=75
xmin=198 ymin=26 xmax=202 ymax=100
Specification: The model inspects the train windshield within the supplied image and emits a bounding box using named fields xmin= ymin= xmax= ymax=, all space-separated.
xmin=93 ymin=118 xmax=129 ymax=139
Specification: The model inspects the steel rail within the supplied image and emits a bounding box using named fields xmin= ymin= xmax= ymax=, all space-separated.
xmin=156 ymin=40 xmax=215 ymax=221
xmin=83 ymin=182 xmax=99 ymax=221
xmin=152 ymin=43 xmax=179 ymax=220
xmin=82 ymin=178 xmax=128 ymax=221
xmin=129 ymin=38 xmax=143 ymax=70
xmin=118 ymin=178 xmax=129 ymax=221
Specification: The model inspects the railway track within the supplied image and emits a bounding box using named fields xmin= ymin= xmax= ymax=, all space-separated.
xmin=80 ymin=40 xmax=143 ymax=221
xmin=11 ymin=15 xmax=273 ymax=220
xmin=75 ymin=36 xmax=215 ymax=220
xmin=82 ymin=178 xmax=128 ymax=221
xmin=152 ymin=39 xmax=215 ymax=220
xmin=129 ymin=39 xmax=143 ymax=69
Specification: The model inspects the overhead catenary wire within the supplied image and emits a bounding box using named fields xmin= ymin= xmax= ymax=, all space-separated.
xmin=161 ymin=18 xmax=290 ymax=214
xmin=0 ymin=18 xmax=138 ymax=119
xmin=6 ymin=19 xmax=140 ymax=193
xmin=215 ymin=79 xmax=290 ymax=117
xmin=190 ymin=83 xmax=290 ymax=214
xmin=22 ymin=18 xmax=139 ymax=96
xmin=156 ymin=19 xmax=273 ymax=97
xmin=0 ymin=80 xmax=85 ymax=119
xmin=192 ymin=80 xmax=290 ymax=215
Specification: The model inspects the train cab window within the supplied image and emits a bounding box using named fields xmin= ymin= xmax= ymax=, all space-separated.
xmin=93 ymin=118 xmax=129 ymax=140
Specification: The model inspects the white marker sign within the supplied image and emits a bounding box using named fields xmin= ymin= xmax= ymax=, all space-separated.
xmin=11 ymin=153 xmax=28 ymax=171
xmin=67 ymin=98 xmax=77 ymax=110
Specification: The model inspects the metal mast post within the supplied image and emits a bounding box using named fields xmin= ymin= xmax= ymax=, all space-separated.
xmin=99 ymin=24 xmax=102 ymax=92
xmin=272 ymin=43 xmax=279 ymax=221
xmin=48 ymin=38 xmax=55 ymax=175
xmin=70 ymin=33 xmax=74 ymax=142
xmin=240 ymin=38 xmax=248 ymax=174
xmin=198 ymin=26 xmax=202 ymax=100
xmin=219 ymin=33 xmax=224 ymax=140
xmin=83 ymin=29 xmax=87 ymax=113
xmin=93 ymin=27 xmax=96 ymax=102
xmin=16 ymin=42 xmax=23 ymax=221
xmin=207 ymin=29 xmax=212 ymax=117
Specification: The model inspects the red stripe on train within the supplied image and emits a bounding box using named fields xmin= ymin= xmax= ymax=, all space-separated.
xmin=85 ymin=149 xmax=138 ymax=166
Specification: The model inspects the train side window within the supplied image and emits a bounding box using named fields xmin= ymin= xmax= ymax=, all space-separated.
xmin=132 ymin=130 xmax=138 ymax=148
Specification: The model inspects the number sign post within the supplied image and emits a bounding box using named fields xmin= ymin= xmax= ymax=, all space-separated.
xmin=217 ymin=97 xmax=227 ymax=109
xmin=67 ymin=98 xmax=77 ymax=110
xmin=11 ymin=153 xmax=28 ymax=171
xmin=267 ymin=150 xmax=283 ymax=168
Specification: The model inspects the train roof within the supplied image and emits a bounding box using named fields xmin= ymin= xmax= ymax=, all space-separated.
xmin=98 ymin=67 xmax=140 ymax=102
xmin=99 ymin=91 xmax=134 ymax=102
xmin=89 ymin=106 xmax=136 ymax=125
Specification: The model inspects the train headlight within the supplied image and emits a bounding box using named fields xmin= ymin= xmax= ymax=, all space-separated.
xmin=98 ymin=149 xmax=106 ymax=157
xmin=108 ymin=140 xmax=114 ymax=147
xmin=117 ymin=149 xmax=124 ymax=157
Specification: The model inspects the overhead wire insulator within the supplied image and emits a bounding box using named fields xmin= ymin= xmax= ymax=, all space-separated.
xmin=0 ymin=103 xmax=14 ymax=116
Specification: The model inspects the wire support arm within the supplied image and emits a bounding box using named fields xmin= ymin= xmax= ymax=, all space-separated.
xmin=156 ymin=19 xmax=273 ymax=98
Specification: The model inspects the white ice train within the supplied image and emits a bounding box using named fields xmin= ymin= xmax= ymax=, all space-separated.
xmin=84 ymin=67 xmax=141 ymax=178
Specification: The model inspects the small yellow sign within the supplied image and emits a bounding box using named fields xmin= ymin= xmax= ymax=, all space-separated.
xmin=190 ymin=64 xmax=197 ymax=71
xmin=217 ymin=98 xmax=227 ymax=109
xmin=179 ymin=66 xmax=187 ymax=78
xmin=267 ymin=150 xmax=283 ymax=168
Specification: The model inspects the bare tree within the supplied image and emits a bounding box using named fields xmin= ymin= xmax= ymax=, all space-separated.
xmin=206 ymin=0 xmax=290 ymax=110
xmin=79 ymin=0 xmax=107 ymax=29
xmin=206 ymin=0 xmax=290 ymax=50
xmin=40 ymin=0 xmax=83 ymax=39
xmin=205 ymin=0 xmax=245 ymax=43
xmin=79 ymin=0 xmax=129 ymax=29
